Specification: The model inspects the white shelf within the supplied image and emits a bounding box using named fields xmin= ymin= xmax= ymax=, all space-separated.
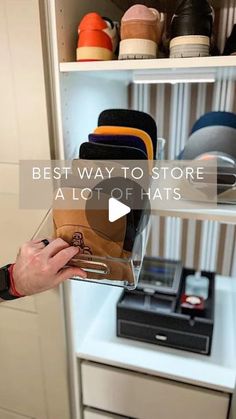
xmin=60 ymin=55 xmax=236 ymax=224
xmin=60 ymin=56 xmax=236 ymax=82
xmin=155 ymin=206 xmax=236 ymax=224
xmin=72 ymin=276 xmax=236 ymax=393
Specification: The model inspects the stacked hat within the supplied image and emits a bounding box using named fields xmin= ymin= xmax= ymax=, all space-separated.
xmin=180 ymin=111 xmax=236 ymax=203
xmin=181 ymin=111 xmax=236 ymax=159
xmin=53 ymin=109 xmax=157 ymax=285
xmin=80 ymin=109 xmax=157 ymax=160
xmin=79 ymin=108 xmax=157 ymax=248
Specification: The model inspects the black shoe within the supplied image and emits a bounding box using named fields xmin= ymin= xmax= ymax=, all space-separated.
xmin=170 ymin=0 xmax=214 ymax=58
xmin=223 ymin=24 xmax=236 ymax=56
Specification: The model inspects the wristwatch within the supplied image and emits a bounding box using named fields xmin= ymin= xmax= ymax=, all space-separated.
xmin=0 ymin=265 xmax=19 ymax=300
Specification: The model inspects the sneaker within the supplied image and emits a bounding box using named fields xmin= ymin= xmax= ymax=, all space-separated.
xmin=76 ymin=12 xmax=119 ymax=61
xmin=170 ymin=0 xmax=214 ymax=58
xmin=223 ymin=24 xmax=236 ymax=56
xmin=119 ymin=4 xmax=164 ymax=60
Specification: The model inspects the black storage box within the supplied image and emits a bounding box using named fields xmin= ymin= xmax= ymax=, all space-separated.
xmin=117 ymin=261 xmax=215 ymax=355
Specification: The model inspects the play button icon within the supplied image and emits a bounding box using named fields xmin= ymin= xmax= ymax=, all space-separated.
xmin=85 ymin=176 xmax=151 ymax=245
xmin=109 ymin=197 xmax=131 ymax=223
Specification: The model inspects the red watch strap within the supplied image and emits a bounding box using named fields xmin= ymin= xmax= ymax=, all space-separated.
xmin=8 ymin=264 xmax=24 ymax=297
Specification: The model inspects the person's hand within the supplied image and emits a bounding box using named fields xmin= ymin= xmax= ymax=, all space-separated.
xmin=11 ymin=238 xmax=87 ymax=296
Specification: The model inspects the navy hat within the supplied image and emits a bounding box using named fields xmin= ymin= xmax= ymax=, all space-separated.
xmin=191 ymin=111 xmax=236 ymax=134
xmin=182 ymin=111 xmax=236 ymax=160
xmin=89 ymin=133 xmax=148 ymax=157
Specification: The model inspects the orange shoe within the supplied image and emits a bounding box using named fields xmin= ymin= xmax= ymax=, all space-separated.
xmin=77 ymin=13 xmax=119 ymax=61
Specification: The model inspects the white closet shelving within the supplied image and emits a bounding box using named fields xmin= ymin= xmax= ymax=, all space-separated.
xmin=46 ymin=1 xmax=236 ymax=418
xmin=60 ymin=55 xmax=236 ymax=75
xmin=72 ymin=276 xmax=236 ymax=393
xmin=59 ymin=55 xmax=236 ymax=224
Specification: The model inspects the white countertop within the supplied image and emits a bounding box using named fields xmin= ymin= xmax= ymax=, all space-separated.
xmin=72 ymin=276 xmax=236 ymax=393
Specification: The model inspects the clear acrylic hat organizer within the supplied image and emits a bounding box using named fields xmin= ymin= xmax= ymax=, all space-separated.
xmin=68 ymin=212 xmax=151 ymax=290
xmin=33 ymin=138 xmax=165 ymax=290
xmin=33 ymin=206 xmax=151 ymax=290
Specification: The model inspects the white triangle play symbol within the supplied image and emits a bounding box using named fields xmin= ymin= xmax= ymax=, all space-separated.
xmin=108 ymin=197 xmax=131 ymax=223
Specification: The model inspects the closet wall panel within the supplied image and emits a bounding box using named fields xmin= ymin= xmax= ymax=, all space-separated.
xmin=0 ymin=0 xmax=50 ymax=163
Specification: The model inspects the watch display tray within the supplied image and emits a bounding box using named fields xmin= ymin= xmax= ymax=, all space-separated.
xmin=117 ymin=260 xmax=215 ymax=355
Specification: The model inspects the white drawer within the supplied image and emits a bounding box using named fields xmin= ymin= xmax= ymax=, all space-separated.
xmin=81 ymin=362 xmax=229 ymax=419
xmin=84 ymin=407 xmax=126 ymax=419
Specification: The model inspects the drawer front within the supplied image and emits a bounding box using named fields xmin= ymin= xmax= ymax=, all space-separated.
xmin=118 ymin=320 xmax=209 ymax=354
xmin=81 ymin=362 xmax=229 ymax=419
xmin=84 ymin=407 xmax=127 ymax=419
